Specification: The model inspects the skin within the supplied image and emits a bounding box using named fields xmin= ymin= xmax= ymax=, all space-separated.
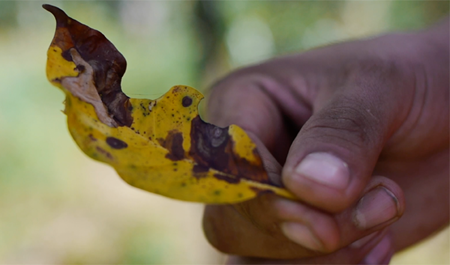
xmin=202 ymin=17 xmax=449 ymax=264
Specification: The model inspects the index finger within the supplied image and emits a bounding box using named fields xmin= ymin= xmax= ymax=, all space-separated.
xmin=206 ymin=70 xmax=294 ymax=163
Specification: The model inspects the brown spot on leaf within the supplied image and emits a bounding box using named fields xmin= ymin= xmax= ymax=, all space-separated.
xmin=182 ymin=96 xmax=192 ymax=107
xmin=96 ymin=146 xmax=113 ymax=159
xmin=88 ymin=134 xmax=97 ymax=141
xmin=193 ymin=164 xmax=209 ymax=173
xmin=189 ymin=116 xmax=274 ymax=185
xmin=157 ymin=130 xmax=185 ymax=161
xmin=106 ymin=137 xmax=128 ymax=149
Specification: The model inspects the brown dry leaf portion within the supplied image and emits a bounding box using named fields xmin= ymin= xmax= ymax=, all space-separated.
xmin=43 ymin=4 xmax=131 ymax=126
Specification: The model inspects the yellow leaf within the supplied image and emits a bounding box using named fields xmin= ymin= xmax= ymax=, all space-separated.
xmin=43 ymin=4 xmax=294 ymax=204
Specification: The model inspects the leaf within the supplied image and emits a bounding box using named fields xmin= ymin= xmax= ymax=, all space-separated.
xmin=43 ymin=4 xmax=294 ymax=204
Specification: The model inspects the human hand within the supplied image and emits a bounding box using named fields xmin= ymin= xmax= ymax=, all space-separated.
xmin=202 ymin=18 xmax=449 ymax=264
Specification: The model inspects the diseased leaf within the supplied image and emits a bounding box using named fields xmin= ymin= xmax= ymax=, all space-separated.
xmin=43 ymin=4 xmax=294 ymax=203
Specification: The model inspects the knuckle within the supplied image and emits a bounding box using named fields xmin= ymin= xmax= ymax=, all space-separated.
xmin=304 ymin=101 xmax=381 ymax=150
xmin=346 ymin=55 xmax=414 ymax=100
xmin=349 ymin=56 xmax=403 ymax=83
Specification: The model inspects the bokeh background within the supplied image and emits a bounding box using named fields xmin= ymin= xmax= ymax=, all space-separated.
xmin=0 ymin=0 xmax=448 ymax=264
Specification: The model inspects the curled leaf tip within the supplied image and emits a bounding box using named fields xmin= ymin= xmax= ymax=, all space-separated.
xmin=42 ymin=4 xmax=71 ymax=27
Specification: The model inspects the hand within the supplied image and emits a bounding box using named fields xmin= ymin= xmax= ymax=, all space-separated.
xmin=202 ymin=17 xmax=449 ymax=264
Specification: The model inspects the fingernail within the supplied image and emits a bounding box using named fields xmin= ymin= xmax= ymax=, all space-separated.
xmin=362 ymin=235 xmax=392 ymax=264
xmin=354 ymin=187 xmax=399 ymax=230
xmin=294 ymin=152 xmax=349 ymax=190
xmin=281 ymin=222 xmax=323 ymax=251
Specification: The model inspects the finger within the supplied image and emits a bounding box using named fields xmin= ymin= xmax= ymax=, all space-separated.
xmin=207 ymin=71 xmax=281 ymax=133
xmin=203 ymin=194 xmax=313 ymax=258
xmin=278 ymin=176 xmax=404 ymax=253
xmin=204 ymin=175 xmax=404 ymax=258
xmin=206 ymin=70 xmax=303 ymax=163
xmin=282 ymin=63 xmax=414 ymax=212
xmin=361 ymin=232 xmax=395 ymax=265
xmin=225 ymin=230 xmax=392 ymax=264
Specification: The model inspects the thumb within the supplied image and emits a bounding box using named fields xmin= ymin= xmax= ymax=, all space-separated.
xmin=282 ymin=64 xmax=412 ymax=213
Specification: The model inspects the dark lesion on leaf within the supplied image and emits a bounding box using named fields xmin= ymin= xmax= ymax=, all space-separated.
xmin=106 ymin=137 xmax=128 ymax=149
xmin=96 ymin=146 xmax=113 ymax=159
xmin=193 ymin=164 xmax=209 ymax=174
xmin=157 ymin=130 xmax=185 ymax=161
xmin=189 ymin=116 xmax=278 ymax=186
xmin=182 ymin=96 xmax=193 ymax=107
xmin=43 ymin=4 xmax=133 ymax=127
xmin=88 ymin=134 xmax=97 ymax=141
xmin=74 ymin=64 xmax=85 ymax=72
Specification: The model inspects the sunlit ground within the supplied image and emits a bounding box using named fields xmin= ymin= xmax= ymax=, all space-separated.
xmin=0 ymin=1 xmax=448 ymax=263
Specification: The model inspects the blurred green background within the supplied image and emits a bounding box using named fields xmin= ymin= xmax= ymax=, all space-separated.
xmin=0 ymin=0 xmax=448 ymax=263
